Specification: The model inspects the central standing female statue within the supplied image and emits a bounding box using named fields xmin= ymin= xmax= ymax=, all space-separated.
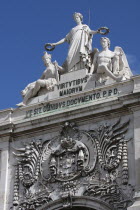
xmin=48 ymin=12 xmax=99 ymax=72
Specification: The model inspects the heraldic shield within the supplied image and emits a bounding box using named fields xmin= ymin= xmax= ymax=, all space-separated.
xmin=40 ymin=122 xmax=97 ymax=182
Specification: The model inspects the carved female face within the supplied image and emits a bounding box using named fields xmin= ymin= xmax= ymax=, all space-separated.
xmin=74 ymin=14 xmax=82 ymax=25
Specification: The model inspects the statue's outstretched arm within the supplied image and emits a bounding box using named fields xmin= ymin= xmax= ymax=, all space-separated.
xmin=90 ymin=30 xmax=99 ymax=35
xmin=90 ymin=27 xmax=110 ymax=35
xmin=50 ymin=38 xmax=66 ymax=46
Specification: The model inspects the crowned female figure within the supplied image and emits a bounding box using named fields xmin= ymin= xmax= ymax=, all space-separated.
xmin=49 ymin=12 xmax=99 ymax=72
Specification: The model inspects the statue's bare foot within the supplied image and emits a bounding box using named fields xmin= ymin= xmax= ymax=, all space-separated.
xmin=16 ymin=102 xmax=26 ymax=107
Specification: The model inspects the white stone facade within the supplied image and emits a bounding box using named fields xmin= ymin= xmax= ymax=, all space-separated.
xmin=0 ymin=70 xmax=140 ymax=209
xmin=0 ymin=10 xmax=138 ymax=209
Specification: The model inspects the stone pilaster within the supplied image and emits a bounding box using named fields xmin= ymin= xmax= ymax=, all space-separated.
xmin=0 ymin=140 xmax=9 ymax=210
xmin=128 ymin=106 xmax=140 ymax=210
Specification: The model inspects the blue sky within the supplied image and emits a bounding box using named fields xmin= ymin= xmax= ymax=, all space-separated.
xmin=0 ymin=0 xmax=140 ymax=110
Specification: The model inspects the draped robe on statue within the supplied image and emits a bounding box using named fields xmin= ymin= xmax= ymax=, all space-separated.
xmin=64 ymin=24 xmax=92 ymax=72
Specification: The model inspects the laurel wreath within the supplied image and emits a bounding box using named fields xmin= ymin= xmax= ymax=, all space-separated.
xmin=44 ymin=43 xmax=55 ymax=51
xmin=97 ymin=27 xmax=110 ymax=35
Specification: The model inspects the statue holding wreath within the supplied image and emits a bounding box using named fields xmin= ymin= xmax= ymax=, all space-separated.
xmin=16 ymin=13 xmax=133 ymax=108
xmin=45 ymin=12 xmax=109 ymax=73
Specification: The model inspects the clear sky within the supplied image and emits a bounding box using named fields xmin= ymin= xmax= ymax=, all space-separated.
xmin=0 ymin=0 xmax=140 ymax=110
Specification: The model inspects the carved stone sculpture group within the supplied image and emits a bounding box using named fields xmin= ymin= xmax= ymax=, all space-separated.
xmin=17 ymin=12 xmax=133 ymax=106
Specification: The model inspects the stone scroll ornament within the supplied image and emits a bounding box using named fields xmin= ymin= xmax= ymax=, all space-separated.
xmin=12 ymin=120 xmax=134 ymax=210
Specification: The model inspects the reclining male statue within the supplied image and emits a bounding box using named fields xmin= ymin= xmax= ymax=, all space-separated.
xmin=17 ymin=52 xmax=62 ymax=106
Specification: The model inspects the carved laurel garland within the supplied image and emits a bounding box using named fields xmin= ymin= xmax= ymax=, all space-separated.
xmin=13 ymin=166 xmax=19 ymax=206
xmin=13 ymin=140 xmax=43 ymax=188
xmin=122 ymin=141 xmax=129 ymax=184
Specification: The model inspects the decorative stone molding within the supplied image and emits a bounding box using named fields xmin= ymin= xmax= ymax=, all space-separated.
xmin=11 ymin=120 xmax=134 ymax=209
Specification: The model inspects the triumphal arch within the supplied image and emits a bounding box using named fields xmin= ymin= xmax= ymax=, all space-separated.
xmin=0 ymin=12 xmax=140 ymax=210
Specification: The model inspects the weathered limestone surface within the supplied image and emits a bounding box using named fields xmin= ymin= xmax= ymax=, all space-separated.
xmin=127 ymin=106 xmax=140 ymax=210
xmin=0 ymin=139 xmax=9 ymax=210
xmin=0 ymin=73 xmax=140 ymax=209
